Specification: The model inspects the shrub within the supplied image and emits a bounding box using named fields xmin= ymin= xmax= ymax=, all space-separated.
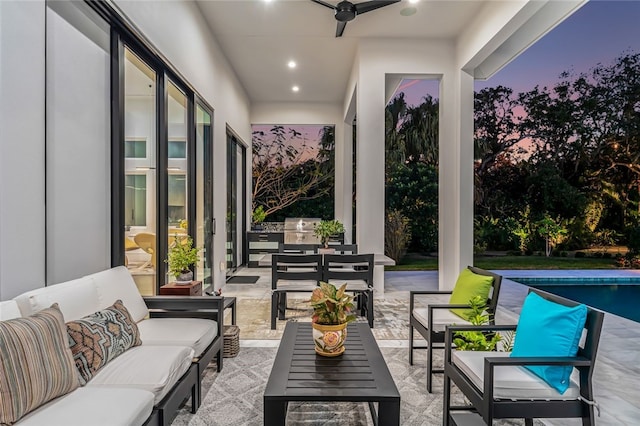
xmin=626 ymin=225 xmax=640 ymax=255
xmin=384 ymin=209 xmax=411 ymax=263
xmin=575 ymin=251 xmax=587 ymax=258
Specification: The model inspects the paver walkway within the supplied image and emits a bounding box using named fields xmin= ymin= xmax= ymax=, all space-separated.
xmin=226 ymin=267 xmax=640 ymax=425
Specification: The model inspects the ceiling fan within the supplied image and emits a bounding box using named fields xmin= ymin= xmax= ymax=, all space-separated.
xmin=310 ymin=0 xmax=401 ymax=37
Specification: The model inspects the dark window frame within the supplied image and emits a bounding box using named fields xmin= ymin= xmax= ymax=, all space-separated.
xmin=90 ymin=0 xmax=214 ymax=292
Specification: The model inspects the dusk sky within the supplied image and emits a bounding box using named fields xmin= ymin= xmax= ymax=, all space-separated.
xmin=395 ymin=0 xmax=640 ymax=106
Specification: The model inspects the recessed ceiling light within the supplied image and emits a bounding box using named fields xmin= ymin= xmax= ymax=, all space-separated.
xmin=288 ymin=60 xmax=297 ymax=69
xmin=292 ymin=86 xmax=300 ymax=92
xmin=409 ymin=0 xmax=419 ymax=3
xmin=400 ymin=7 xmax=417 ymax=16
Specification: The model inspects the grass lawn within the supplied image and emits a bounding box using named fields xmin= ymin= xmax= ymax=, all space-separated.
xmin=386 ymin=255 xmax=618 ymax=271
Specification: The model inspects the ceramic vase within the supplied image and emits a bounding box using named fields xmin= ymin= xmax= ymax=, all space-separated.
xmin=311 ymin=322 xmax=347 ymax=357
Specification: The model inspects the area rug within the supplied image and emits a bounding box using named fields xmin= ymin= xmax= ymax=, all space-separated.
xmin=173 ymin=347 xmax=542 ymax=426
xmin=226 ymin=275 xmax=261 ymax=284
xmin=231 ymin=297 xmax=411 ymax=340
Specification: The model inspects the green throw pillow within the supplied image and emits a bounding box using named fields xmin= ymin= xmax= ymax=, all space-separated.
xmin=449 ymin=268 xmax=494 ymax=320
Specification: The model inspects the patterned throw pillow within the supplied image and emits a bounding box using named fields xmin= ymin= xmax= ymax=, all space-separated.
xmin=0 ymin=304 xmax=80 ymax=425
xmin=67 ymin=299 xmax=142 ymax=385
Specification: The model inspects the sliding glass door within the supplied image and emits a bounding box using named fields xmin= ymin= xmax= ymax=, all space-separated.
xmin=196 ymin=103 xmax=214 ymax=293
xmin=226 ymin=132 xmax=247 ymax=273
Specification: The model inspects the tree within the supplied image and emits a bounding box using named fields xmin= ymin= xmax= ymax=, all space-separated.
xmin=386 ymin=162 xmax=438 ymax=252
xmin=536 ymin=214 xmax=568 ymax=257
xmin=252 ymin=125 xmax=335 ymax=219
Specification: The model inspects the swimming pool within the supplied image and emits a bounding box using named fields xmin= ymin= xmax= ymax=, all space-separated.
xmin=512 ymin=277 xmax=640 ymax=323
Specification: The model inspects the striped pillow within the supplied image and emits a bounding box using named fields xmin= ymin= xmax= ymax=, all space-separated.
xmin=66 ymin=300 xmax=142 ymax=384
xmin=0 ymin=304 xmax=80 ymax=424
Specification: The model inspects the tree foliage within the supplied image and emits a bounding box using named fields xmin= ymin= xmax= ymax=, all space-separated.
xmin=252 ymin=125 xmax=335 ymax=221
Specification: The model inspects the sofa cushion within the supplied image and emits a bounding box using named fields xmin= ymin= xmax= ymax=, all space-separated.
xmin=86 ymin=345 xmax=194 ymax=404
xmin=13 ymin=277 xmax=100 ymax=320
xmin=0 ymin=304 xmax=80 ymax=424
xmin=453 ymin=350 xmax=580 ymax=400
xmin=0 ymin=300 xmax=21 ymax=320
xmin=413 ymin=307 xmax=472 ymax=333
xmin=66 ymin=300 xmax=143 ymax=385
xmin=87 ymin=266 xmax=149 ymax=323
xmin=137 ymin=318 xmax=217 ymax=356
xmin=17 ymin=387 xmax=154 ymax=426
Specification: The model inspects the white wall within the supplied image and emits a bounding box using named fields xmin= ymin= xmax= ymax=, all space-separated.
xmin=0 ymin=1 xmax=46 ymax=300
xmin=115 ymin=0 xmax=252 ymax=290
xmin=46 ymin=2 xmax=111 ymax=284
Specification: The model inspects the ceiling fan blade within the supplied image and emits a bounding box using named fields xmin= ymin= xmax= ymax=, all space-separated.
xmin=355 ymin=0 xmax=400 ymax=15
xmin=310 ymin=0 xmax=336 ymax=10
xmin=336 ymin=20 xmax=347 ymax=37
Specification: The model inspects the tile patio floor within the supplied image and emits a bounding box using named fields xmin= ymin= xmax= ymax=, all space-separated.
xmin=223 ymin=267 xmax=640 ymax=425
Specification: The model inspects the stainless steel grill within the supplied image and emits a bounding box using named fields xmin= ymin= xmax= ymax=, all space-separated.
xmin=283 ymin=218 xmax=321 ymax=244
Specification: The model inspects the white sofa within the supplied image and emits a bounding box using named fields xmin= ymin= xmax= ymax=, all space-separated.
xmin=1 ymin=266 xmax=224 ymax=426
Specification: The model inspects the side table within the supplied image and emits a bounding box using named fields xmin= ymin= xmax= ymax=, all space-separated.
xmin=160 ymin=280 xmax=202 ymax=296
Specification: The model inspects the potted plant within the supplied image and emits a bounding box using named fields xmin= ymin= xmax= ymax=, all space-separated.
xmin=309 ymin=282 xmax=356 ymax=357
xmin=252 ymin=205 xmax=266 ymax=231
xmin=313 ymin=219 xmax=345 ymax=250
xmin=166 ymin=234 xmax=200 ymax=284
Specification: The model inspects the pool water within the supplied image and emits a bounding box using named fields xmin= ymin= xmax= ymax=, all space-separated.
xmin=512 ymin=278 xmax=640 ymax=323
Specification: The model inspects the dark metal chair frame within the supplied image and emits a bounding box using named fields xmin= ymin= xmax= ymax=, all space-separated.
xmin=270 ymin=253 xmax=323 ymax=329
xmin=142 ymin=295 xmax=225 ymax=423
xmin=322 ymin=253 xmax=374 ymax=327
xmin=443 ymin=288 xmax=605 ymax=426
xmin=409 ymin=266 xmax=503 ymax=392
xmin=278 ymin=243 xmax=318 ymax=254
xmin=278 ymin=243 xmax=358 ymax=254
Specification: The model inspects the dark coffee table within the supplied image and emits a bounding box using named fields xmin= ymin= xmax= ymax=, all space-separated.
xmin=263 ymin=322 xmax=400 ymax=425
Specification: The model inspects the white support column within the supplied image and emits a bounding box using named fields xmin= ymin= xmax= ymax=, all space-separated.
xmin=356 ymin=69 xmax=386 ymax=297
xmin=438 ymin=70 xmax=475 ymax=290
xmin=335 ymin=121 xmax=353 ymax=244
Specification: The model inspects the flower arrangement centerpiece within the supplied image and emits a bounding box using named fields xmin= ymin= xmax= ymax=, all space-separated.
xmin=166 ymin=234 xmax=200 ymax=284
xmin=313 ymin=219 xmax=345 ymax=251
xmin=309 ymin=282 xmax=356 ymax=356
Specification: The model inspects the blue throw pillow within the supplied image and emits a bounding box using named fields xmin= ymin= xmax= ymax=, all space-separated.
xmin=510 ymin=292 xmax=587 ymax=394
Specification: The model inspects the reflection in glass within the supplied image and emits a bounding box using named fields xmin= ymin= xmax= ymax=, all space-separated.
xmin=196 ymin=105 xmax=213 ymax=292
xmin=123 ymin=47 xmax=157 ymax=295
xmin=167 ymin=80 xmax=188 ymax=285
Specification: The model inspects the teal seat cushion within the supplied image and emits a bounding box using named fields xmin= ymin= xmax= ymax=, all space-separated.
xmin=510 ymin=292 xmax=587 ymax=394
xmin=448 ymin=268 xmax=494 ymax=320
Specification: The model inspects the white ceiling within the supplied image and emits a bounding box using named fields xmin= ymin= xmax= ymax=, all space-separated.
xmin=196 ymin=0 xmax=487 ymax=103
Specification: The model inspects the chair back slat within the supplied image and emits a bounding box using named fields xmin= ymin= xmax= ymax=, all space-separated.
xmin=278 ymin=243 xmax=318 ymax=254
xmin=322 ymin=253 xmax=373 ymax=286
xmin=325 ymin=244 xmax=358 ymax=254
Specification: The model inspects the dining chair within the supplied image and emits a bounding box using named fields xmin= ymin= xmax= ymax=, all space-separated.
xmin=322 ymin=253 xmax=374 ymax=327
xmin=270 ymin=253 xmax=322 ymax=329
xmin=278 ymin=243 xmax=318 ymax=254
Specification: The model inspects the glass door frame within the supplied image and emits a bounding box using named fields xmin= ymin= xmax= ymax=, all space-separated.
xmin=226 ymin=129 xmax=248 ymax=274
xmin=110 ymin=24 xmax=200 ymax=293
xmin=195 ymin=96 xmax=214 ymax=292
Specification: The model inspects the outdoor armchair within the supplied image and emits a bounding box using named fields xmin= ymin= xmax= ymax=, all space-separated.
xmin=409 ymin=266 xmax=502 ymax=393
xmin=443 ymin=288 xmax=604 ymax=426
